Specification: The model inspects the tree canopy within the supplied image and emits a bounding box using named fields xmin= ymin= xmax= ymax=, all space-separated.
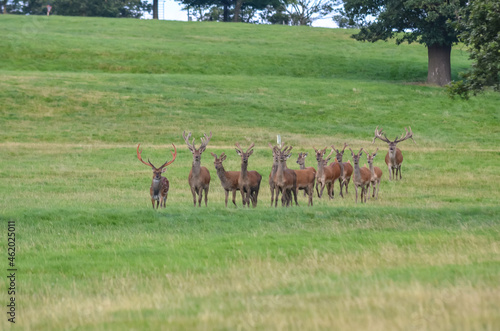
xmin=337 ymin=0 xmax=468 ymax=86
xmin=2 ymin=0 xmax=152 ymax=17
xmin=448 ymin=0 xmax=500 ymax=98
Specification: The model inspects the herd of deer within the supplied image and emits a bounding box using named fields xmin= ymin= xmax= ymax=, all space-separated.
xmin=137 ymin=127 xmax=415 ymax=209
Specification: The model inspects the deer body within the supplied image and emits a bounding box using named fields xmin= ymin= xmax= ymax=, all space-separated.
xmin=331 ymin=143 xmax=353 ymax=198
xmin=137 ymin=143 xmax=177 ymax=209
xmin=366 ymin=149 xmax=383 ymax=199
xmin=235 ymin=143 xmax=262 ymax=207
xmin=211 ymin=153 xmax=240 ymax=207
xmin=296 ymin=152 xmax=316 ymax=201
xmin=272 ymin=146 xmax=298 ymax=207
xmin=183 ymin=131 xmax=212 ymax=207
xmin=372 ymin=127 xmax=415 ymax=181
xmin=269 ymin=144 xmax=279 ymax=206
xmin=350 ymin=148 xmax=371 ymax=203
xmin=314 ymin=147 xmax=338 ymax=199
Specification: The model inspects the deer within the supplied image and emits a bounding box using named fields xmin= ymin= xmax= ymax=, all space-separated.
xmin=136 ymin=143 xmax=177 ymax=209
xmin=363 ymin=148 xmax=383 ymax=199
xmin=372 ymin=126 xmax=415 ymax=180
xmin=211 ymin=152 xmax=241 ymax=207
xmin=294 ymin=152 xmax=316 ymax=206
xmin=313 ymin=147 xmax=340 ymax=199
xmin=268 ymin=143 xmax=279 ymax=207
xmin=331 ymin=143 xmax=353 ymax=198
xmin=272 ymin=145 xmax=298 ymax=207
xmin=235 ymin=142 xmax=262 ymax=208
xmin=182 ymin=131 xmax=212 ymax=207
xmin=349 ymin=148 xmax=372 ymax=203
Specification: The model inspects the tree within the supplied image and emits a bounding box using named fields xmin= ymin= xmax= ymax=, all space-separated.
xmin=177 ymin=0 xmax=275 ymax=22
xmin=10 ymin=0 xmax=151 ymax=17
xmin=448 ymin=0 xmax=500 ymax=99
xmin=335 ymin=0 xmax=467 ymax=86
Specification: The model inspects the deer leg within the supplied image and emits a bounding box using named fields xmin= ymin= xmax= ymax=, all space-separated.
xmin=151 ymin=198 xmax=155 ymax=209
xmin=293 ymin=187 xmax=299 ymax=206
xmin=270 ymin=186 xmax=274 ymax=207
xmin=190 ymin=187 xmax=197 ymax=207
xmin=203 ymin=187 xmax=209 ymax=207
xmin=196 ymin=187 xmax=203 ymax=207
xmin=354 ymin=185 xmax=359 ymax=203
xmin=398 ymin=165 xmax=402 ymax=180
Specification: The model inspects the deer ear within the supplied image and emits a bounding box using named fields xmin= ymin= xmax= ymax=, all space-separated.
xmin=211 ymin=152 xmax=217 ymax=158
xmin=235 ymin=148 xmax=242 ymax=155
xmin=221 ymin=154 xmax=227 ymax=161
xmin=248 ymin=149 xmax=254 ymax=156
xmin=304 ymin=153 xmax=308 ymax=157
xmin=161 ymin=168 xmax=167 ymax=173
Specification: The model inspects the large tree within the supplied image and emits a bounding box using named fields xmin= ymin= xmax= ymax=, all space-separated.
xmin=336 ymin=0 xmax=467 ymax=86
xmin=448 ymin=0 xmax=500 ymax=98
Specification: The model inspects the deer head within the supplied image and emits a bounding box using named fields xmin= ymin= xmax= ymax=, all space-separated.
xmin=313 ymin=146 xmax=334 ymax=163
xmin=183 ymin=131 xmax=212 ymax=162
xmin=372 ymin=126 xmax=415 ymax=155
xmin=332 ymin=143 xmax=348 ymax=163
xmin=235 ymin=142 xmax=255 ymax=164
xmin=349 ymin=147 xmax=364 ymax=166
xmin=136 ymin=143 xmax=177 ymax=180
xmin=363 ymin=148 xmax=379 ymax=166
xmin=211 ymin=152 xmax=227 ymax=171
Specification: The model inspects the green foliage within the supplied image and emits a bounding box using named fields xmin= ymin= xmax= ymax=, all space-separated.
xmin=7 ymin=0 xmax=152 ymax=17
xmin=449 ymin=0 xmax=500 ymax=98
xmin=1 ymin=16 xmax=499 ymax=330
xmin=341 ymin=0 xmax=467 ymax=47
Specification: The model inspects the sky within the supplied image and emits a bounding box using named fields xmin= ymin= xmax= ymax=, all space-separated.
xmin=148 ymin=0 xmax=338 ymax=28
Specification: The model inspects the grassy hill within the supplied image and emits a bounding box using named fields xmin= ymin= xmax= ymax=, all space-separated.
xmin=1 ymin=15 xmax=499 ymax=330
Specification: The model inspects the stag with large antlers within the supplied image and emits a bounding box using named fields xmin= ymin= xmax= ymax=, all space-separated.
xmin=331 ymin=143 xmax=353 ymax=198
xmin=372 ymin=126 xmax=415 ymax=180
xmin=137 ymin=143 xmax=177 ymax=209
xmin=349 ymin=148 xmax=371 ymax=203
xmin=211 ymin=152 xmax=240 ymax=207
xmin=183 ymin=131 xmax=212 ymax=207
xmin=363 ymin=148 xmax=383 ymax=199
xmin=235 ymin=142 xmax=262 ymax=207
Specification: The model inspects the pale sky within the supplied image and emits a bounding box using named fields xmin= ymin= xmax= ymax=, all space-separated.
xmin=147 ymin=0 xmax=337 ymax=28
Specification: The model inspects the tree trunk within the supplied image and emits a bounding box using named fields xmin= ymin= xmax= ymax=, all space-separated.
xmin=153 ymin=0 xmax=158 ymax=19
xmin=233 ymin=0 xmax=243 ymax=22
xmin=427 ymin=44 xmax=452 ymax=86
xmin=223 ymin=5 xmax=229 ymax=22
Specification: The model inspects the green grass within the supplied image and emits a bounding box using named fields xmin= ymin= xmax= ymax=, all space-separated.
xmin=1 ymin=15 xmax=499 ymax=330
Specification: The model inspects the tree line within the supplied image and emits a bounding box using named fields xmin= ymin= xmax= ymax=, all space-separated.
xmin=2 ymin=0 xmax=498 ymax=97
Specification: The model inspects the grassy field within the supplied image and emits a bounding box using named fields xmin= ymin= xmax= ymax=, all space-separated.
xmin=1 ymin=15 xmax=500 ymax=330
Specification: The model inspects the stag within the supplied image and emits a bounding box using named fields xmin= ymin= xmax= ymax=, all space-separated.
xmin=211 ymin=152 xmax=240 ymax=207
xmin=331 ymin=143 xmax=353 ymax=198
xmin=235 ymin=142 xmax=262 ymax=208
xmin=136 ymin=143 xmax=177 ymax=209
xmin=294 ymin=152 xmax=316 ymax=206
xmin=182 ymin=131 xmax=212 ymax=207
xmin=349 ymin=148 xmax=371 ymax=203
xmin=372 ymin=126 xmax=415 ymax=180
xmin=272 ymin=145 xmax=298 ymax=207
xmin=313 ymin=147 xmax=340 ymax=199
xmin=363 ymin=148 xmax=383 ymax=199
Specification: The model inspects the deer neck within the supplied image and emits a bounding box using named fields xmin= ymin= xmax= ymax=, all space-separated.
xmin=339 ymin=161 xmax=345 ymax=178
xmin=216 ymin=165 xmax=228 ymax=184
xmin=191 ymin=160 xmax=202 ymax=176
xmin=317 ymin=161 xmax=325 ymax=177
xmin=353 ymin=161 xmax=363 ymax=183
xmin=299 ymin=162 xmax=305 ymax=170
xmin=151 ymin=178 xmax=162 ymax=199
xmin=368 ymin=162 xmax=376 ymax=180
xmin=276 ymin=161 xmax=286 ymax=184
xmin=240 ymin=161 xmax=249 ymax=181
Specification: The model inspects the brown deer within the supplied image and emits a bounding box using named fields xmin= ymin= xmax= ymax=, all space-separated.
xmin=349 ymin=148 xmax=371 ymax=203
xmin=372 ymin=126 xmax=415 ymax=180
xmin=268 ymin=143 xmax=279 ymax=206
xmin=182 ymin=131 xmax=212 ymax=207
xmin=136 ymin=143 xmax=177 ymax=209
xmin=313 ymin=147 xmax=340 ymax=199
xmin=294 ymin=152 xmax=316 ymax=206
xmin=235 ymin=142 xmax=262 ymax=208
xmin=272 ymin=145 xmax=298 ymax=207
xmin=331 ymin=143 xmax=353 ymax=198
xmin=363 ymin=148 xmax=383 ymax=199
xmin=211 ymin=152 xmax=240 ymax=207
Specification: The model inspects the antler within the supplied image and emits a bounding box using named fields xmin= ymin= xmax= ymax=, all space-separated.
xmin=158 ymin=144 xmax=177 ymax=168
xmin=199 ymin=132 xmax=212 ymax=152
xmin=342 ymin=142 xmax=348 ymax=153
xmin=394 ymin=126 xmax=416 ymax=144
xmin=372 ymin=126 xmax=391 ymax=144
xmin=137 ymin=144 xmax=154 ymax=168
xmin=325 ymin=148 xmax=334 ymax=160
xmin=331 ymin=145 xmax=339 ymax=153
xmin=182 ymin=131 xmax=195 ymax=151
